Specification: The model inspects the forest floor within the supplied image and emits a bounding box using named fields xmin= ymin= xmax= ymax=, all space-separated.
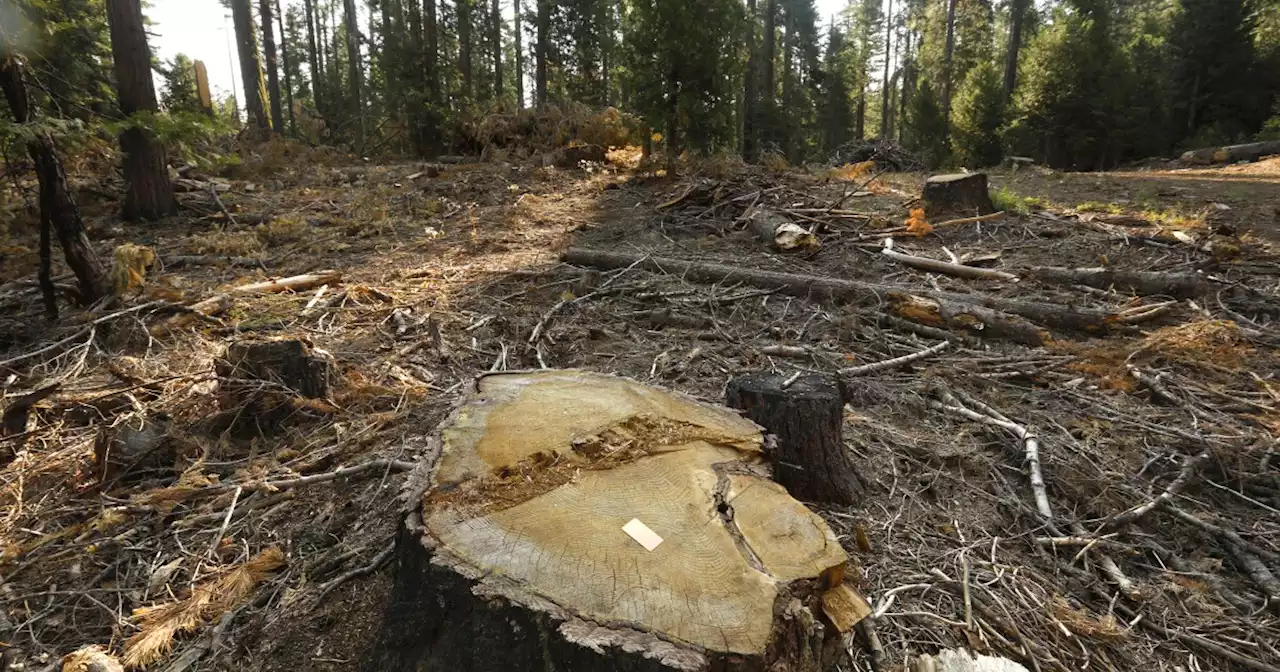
xmin=1 ymin=145 xmax=1279 ymax=672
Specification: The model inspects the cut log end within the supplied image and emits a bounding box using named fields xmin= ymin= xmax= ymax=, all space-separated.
xmin=369 ymin=370 xmax=856 ymax=671
xmin=726 ymin=372 xmax=863 ymax=505
xmin=923 ymin=173 xmax=996 ymax=218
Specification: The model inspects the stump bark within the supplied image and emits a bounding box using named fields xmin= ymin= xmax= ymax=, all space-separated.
xmin=215 ymin=337 xmax=333 ymax=422
xmin=923 ymin=173 xmax=996 ymax=218
xmin=725 ymin=373 xmax=862 ymax=505
xmin=367 ymin=370 xmax=859 ymax=671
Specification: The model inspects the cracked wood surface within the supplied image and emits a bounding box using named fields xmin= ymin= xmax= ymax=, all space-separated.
xmin=420 ymin=370 xmax=848 ymax=657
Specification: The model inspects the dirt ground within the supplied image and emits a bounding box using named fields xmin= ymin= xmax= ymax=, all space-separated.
xmin=1 ymin=147 xmax=1279 ymax=672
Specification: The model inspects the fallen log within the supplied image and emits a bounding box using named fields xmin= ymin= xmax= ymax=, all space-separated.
xmin=366 ymin=370 xmax=858 ymax=671
xmin=563 ymin=249 xmax=1109 ymax=342
xmin=1028 ymin=266 xmax=1208 ymax=298
xmin=882 ymin=244 xmax=1018 ymax=282
xmin=746 ymin=208 xmax=819 ymax=251
xmin=1180 ymin=140 xmax=1280 ymax=166
xmin=233 ymin=270 xmax=341 ymax=294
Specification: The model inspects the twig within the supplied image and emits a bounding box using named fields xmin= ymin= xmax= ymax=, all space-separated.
xmin=203 ymin=486 xmax=242 ymax=562
xmin=316 ymin=540 xmax=396 ymax=603
xmin=1105 ymin=450 xmax=1210 ymax=529
xmin=0 ymin=300 xmax=166 ymax=369
xmin=930 ymin=392 xmax=1053 ymax=521
xmin=209 ymin=184 xmax=239 ymax=229
xmin=839 ymin=341 xmax=950 ymax=377
xmin=933 ymin=211 xmax=1006 ymax=228
xmin=528 ymin=256 xmax=647 ymax=343
xmin=208 ymin=459 xmax=416 ymax=495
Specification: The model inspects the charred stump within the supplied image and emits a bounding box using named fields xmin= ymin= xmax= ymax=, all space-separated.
xmin=366 ymin=370 xmax=862 ymax=671
xmin=923 ymin=173 xmax=996 ymax=218
xmin=215 ymin=337 xmax=333 ymax=425
xmin=726 ymin=372 xmax=862 ymax=505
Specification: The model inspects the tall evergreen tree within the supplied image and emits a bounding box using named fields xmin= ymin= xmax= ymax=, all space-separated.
xmin=261 ymin=0 xmax=285 ymax=132
xmin=106 ymin=0 xmax=175 ymax=221
xmin=231 ymin=0 xmax=271 ymax=130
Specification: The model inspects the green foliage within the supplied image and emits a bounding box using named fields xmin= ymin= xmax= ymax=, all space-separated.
xmin=1257 ymin=115 xmax=1280 ymax=141
xmin=905 ymin=81 xmax=948 ymax=169
xmin=1171 ymin=0 xmax=1265 ymax=145
xmin=951 ymin=60 xmax=1004 ymax=167
xmin=103 ymin=111 xmax=239 ymax=169
xmin=990 ymin=187 xmax=1044 ymax=215
xmin=621 ymin=0 xmax=745 ymax=155
xmin=819 ymin=25 xmax=854 ymax=152
xmin=157 ymin=54 xmax=204 ymax=115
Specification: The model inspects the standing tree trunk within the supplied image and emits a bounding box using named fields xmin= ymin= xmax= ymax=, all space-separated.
xmin=1002 ymin=0 xmax=1027 ymax=100
xmin=0 ymin=53 xmax=108 ymax=307
xmin=781 ymin=5 xmax=795 ymax=160
xmin=535 ymin=0 xmax=548 ymax=107
xmin=105 ymin=0 xmax=175 ymax=222
xmin=761 ymin=0 xmax=776 ymax=104
xmin=458 ymin=0 xmax=473 ymax=99
xmin=599 ymin=0 xmax=611 ymax=105
xmin=491 ymin=0 xmax=503 ymax=101
xmin=425 ymin=0 xmax=439 ymax=108
xmin=899 ymin=28 xmax=912 ymax=144
xmin=941 ymin=0 xmax=957 ymax=133
xmin=277 ymin=0 xmax=296 ymax=136
xmin=514 ymin=0 xmax=524 ymax=107
xmin=343 ymin=0 xmax=365 ymax=149
xmin=260 ymin=0 xmax=285 ymax=133
xmin=304 ymin=0 xmax=325 ymax=120
xmin=231 ymin=0 xmax=271 ymax=131
xmin=742 ymin=0 xmax=758 ymax=161
xmin=878 ymin=0 xmax=894 ymax=139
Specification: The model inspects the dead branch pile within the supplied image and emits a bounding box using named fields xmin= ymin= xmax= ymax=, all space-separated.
xmin=829 ymin=139 xmax=926 ymax=172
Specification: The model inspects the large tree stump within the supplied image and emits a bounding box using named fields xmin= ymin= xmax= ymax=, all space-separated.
xmin=215 ymin=337 xmax=333 ymax=422
xmin=726 ymin=373 xmax=862 ymax=505
xmin=367 ymin=370 xmax=859 ymax=671
xmin=923 ymin=173 xmax=996 ymax=218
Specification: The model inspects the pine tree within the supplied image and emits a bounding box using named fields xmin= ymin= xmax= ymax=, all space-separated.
xmin=622 ymin=0 xmax=746 ymax=157
xmin=820 ymin=24 xmax=853 ymax=152
xmin=231 ymin=0 xmax=272 ymax=130
xmin=261 ymin=0 xmax=285 ymax=133
xmin=1171 ymin=0 xmax=1263 ymax=145
xmin=906 ymin=79 xmax=947 ymax=167
xmin=158 ymin=55 xmax=203 ymax=114
xmin=951 ymin=59 xmax=1004 ymax=166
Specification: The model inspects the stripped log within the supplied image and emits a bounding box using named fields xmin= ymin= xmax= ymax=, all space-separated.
xmin=233 ymin=270 xmax=341 ymax=295
xmin=746 ymin=208 xmax=818 ymax=251
xmin=1028 ymin=266 xmax=1208 ymax=298
xmin=563 ymin=249 xmax=1110 ymax=342
xmin=882 ymin=244 xmax=1018 ymax=282
xmin=1180 ymin=140 xmax=1280 ymax=166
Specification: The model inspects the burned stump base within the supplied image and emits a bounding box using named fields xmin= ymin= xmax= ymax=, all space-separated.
xmin=923 ymin=173 xmax=996 ymax=218
xmin=214 ymin=337 xmax=333 ymax=427
xmin=726 ymin=373 xmax=862 ymax=505
xmin=366 ymin=370 xmax=860 ymax=671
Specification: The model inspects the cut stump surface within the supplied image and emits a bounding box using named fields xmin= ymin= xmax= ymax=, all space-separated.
xmin=372 ymin=370 xmax=854 ymax=671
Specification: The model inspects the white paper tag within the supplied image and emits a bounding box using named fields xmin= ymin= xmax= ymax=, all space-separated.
xmin=622 ymin=518 xmax=663 ymax=551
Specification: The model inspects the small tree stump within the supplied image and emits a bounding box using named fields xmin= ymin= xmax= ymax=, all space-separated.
xmin=923 ymin=173 xmax=996 ymax=218
xmin=215 ymin=337 xmax=333 ymax=420
xmin=726 ymin=373 xmax=861 ymax=505
xmin=367 ymin=370 xmax=857 ymax=671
